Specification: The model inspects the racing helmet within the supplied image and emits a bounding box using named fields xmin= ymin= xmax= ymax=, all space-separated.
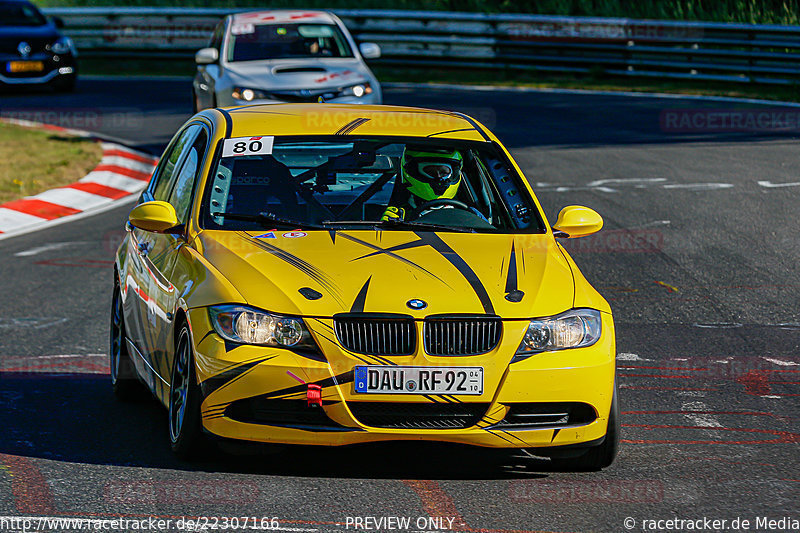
xmin=401 ymin=146 xmax=463 ymax=201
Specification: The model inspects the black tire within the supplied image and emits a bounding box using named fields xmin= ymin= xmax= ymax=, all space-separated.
xmin=168 ymin=323 xmax=207 ymax=459
xmin=110 ymin=280 xmax=142 ymax=400
xmin=550 ymin=381 xmax=620 ymax=472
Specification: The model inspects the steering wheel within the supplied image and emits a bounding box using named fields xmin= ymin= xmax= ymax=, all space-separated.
xmin=408 ymin=198 xmax=472 ymax=220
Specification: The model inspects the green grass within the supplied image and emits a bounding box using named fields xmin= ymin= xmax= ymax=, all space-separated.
xmin=37 ymin=0 xmax=800 ymax=25
xmin=0 ymin=123 xmax=102 ymax=204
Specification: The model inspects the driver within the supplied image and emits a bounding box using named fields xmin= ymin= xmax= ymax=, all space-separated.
xmin=381 ymin=146 xmax=464 ymax=221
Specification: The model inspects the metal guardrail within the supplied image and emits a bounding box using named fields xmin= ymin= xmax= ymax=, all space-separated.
xmin=43 ymin=7 xmax=800 ymax=85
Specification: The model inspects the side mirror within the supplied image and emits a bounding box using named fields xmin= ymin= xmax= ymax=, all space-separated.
xmin=51 ymin=16 xmax=65 ymax=29
xmin=359 ymin=42 xmax=381 ymax=59
xmin=195 ymin=47 xmax=219 ymax=65
xmin=552 ymin=205 xmax=603 ymax=238
xmin=129 ymin=201 xmax=179 ymax=233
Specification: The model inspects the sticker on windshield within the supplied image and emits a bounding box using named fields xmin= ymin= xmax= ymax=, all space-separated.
xmin=222 ymin=136 xmax=274 ymax=157
xmin=231 ymin=23 xmax=255 ymax=35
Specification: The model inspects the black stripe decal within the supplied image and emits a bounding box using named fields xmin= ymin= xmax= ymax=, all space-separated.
xmin=339 ymin=233 xmax=448 ymax=285
xmin=200 ymin=355 xmax=277 ymax=398
xmin=426 ymin=128 xmax=476 ymax=137
xmin=413 ymin=232 xmax=494 ymax=314
xmin=505 ymin=242 xmax=517 ymax=294
xmin=242 ymin=233 xmax=344 ymax=307
xmin=335 ymin=117 xmax=370 ymax=135
xmin=551 ymin=428 xmax=561 ymax=442
xmin=350 ymin=277 xmax=371 ymax=313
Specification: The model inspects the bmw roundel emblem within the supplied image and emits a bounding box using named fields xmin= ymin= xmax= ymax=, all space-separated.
xmin=407 ymin=299 xmax=427 ymax=310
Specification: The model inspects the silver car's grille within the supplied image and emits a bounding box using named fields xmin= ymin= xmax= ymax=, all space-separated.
xmin=334 ymin=315 xmax=415 ymax=356
xmin=423 ymin=316 xmax=502 ymax=356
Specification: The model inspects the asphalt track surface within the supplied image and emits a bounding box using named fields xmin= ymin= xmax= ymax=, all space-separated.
xmin=0 ymin=78 xmax=798 ymax=532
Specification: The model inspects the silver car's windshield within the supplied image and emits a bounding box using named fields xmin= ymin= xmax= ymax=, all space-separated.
xmin=201 ymin=138 xmax=544 ymax=233
xmin=228 ymin=23 xmax=353 ymax=62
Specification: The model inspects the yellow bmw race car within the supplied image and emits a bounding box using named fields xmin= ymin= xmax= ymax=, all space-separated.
xmin=111 ymin=103 xmax=618 ymax=470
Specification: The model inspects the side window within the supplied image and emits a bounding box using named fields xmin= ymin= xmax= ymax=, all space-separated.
xmin=168 ymin=131 xmax=208 ymax=224
xmin=151 ymin=125 xmax=202 ymax=202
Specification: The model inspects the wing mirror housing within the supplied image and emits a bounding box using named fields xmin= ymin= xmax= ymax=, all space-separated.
xmin=195 ymin=47 xmax=219 ymax=65
xmin=552 ymin=205 xmax=603 ymax=238
xmin=129 ymin=201 xmax=179 ymax=233
xmin=359 ymin=42 xmax=381 ymax=59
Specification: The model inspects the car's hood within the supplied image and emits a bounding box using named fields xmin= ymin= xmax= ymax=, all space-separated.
xmin=224 ymin=58 xmax=371 ymax=91
xmin=0 ymin=24 xmax=58 ymax=54
xmin=196 ymin=230 xmax=575 ymax=320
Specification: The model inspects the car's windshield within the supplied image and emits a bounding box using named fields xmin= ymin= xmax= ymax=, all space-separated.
xmin=227 ymin=23 xmax=353 ymax=62
xmin=0 ymin=1 xmax=47 ymax=26
xmin=201 ymin=137 xmax=543 ymax=233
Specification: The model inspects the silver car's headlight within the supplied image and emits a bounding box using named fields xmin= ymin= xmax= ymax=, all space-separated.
xmin=338 ymin=82 xmax=372 ymax=98
xmin=516 ymin=308 xmax=602 ymax=354
xmin=51 ymin=37 xmax=75 ymax=55
xmin=209 ymin=305 xmax=318 ymax=350
xmin=231 ymin=87 xmax=267 ymax=102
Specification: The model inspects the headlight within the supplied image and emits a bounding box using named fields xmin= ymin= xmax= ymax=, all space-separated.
xmin=338 ymin=82 xmax=372 ymax=98
xmin=51 ymin=37 xmax=75 ymax=56
xmin=231 ymin=87 xmax=267 ymax=102
xmin=209 ymin=305 xmax=319 ymax=351
xmin=517 ymin=308 xmax=602 ymax=354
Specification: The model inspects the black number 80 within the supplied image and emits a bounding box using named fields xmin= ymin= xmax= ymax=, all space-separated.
xmin=232 ymin=140 xmax=263 ymax=153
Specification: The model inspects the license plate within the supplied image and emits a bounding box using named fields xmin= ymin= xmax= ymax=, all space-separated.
xmin=7 ymin=61 xmax=44 ymax=73
xmin=354 ymin=366 xmax=483 ymax=395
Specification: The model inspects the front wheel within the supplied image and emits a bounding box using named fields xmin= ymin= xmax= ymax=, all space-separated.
xmin=110 ymin=282 xmax=141 ymax=400
xmin=550 ymin=381 xmax=619 ymax=471
xmin=168 ymin=323 xmax=206 ymax=458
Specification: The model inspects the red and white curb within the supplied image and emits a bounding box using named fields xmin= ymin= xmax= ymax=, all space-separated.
xmin=0 ymin=119 xmax=157 ymax=241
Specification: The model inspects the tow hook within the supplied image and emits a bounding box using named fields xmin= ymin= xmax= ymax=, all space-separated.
xmin=306 ymin=384 xmax=322 ymax=407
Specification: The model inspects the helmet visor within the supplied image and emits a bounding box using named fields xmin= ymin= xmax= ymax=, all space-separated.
xmin=404 ymin=157 xmax=462 ymax=187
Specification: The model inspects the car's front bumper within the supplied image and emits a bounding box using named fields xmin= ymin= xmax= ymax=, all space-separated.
xmin=188 ymin=308 xmax=616 ymax=448
xmin=0 ymin=55 xmax=76 ymax=85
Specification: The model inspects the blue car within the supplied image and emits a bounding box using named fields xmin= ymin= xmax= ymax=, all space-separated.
xmin=0 ymin=0 xmax=77 ymax=92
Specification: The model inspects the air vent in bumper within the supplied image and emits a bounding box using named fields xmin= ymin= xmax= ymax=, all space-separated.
xmin=348 ymin=401 xmax=490 ymax=429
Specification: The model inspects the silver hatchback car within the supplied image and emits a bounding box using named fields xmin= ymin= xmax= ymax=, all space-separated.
xmin=192 ymin=10 xmax=382 ymax=111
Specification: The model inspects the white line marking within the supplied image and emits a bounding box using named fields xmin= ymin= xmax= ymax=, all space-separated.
xmin=761 ymin=395 xmax=783 ymax=399
xmin=587 ymin=178 xmax=667 ymax=187
xmin=757 ymin=180 xmax=800 ymax=188
xmin=681 ymin=401 xmax=722 ymax=428
xmin=14 ymin=242 xmax=91 ymax=257
xmin=762 ymin=357 xmax=799 ymax=366
xmin=663 ymin=183 xmax=734 ymax=191
xmin=616 ymin=352 xmax=649 ymax=361
xmin=693 ymin=323 xmax=743 ymax=329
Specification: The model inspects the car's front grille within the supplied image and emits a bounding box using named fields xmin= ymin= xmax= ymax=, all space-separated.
xmin=224 ymin=398 xmax=343 ymax=428
xmin=334 ymin=314 xmax=415 ymax=356
xmin=494 ymin=402 xmax=597 ymax=428
xmin=269 ymin=89 xmax=336 ymax=103
xmin=347 ymin=401 xmax=490 ymax=429
xmin=423 ymin=315 xmax=502 ymax=356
